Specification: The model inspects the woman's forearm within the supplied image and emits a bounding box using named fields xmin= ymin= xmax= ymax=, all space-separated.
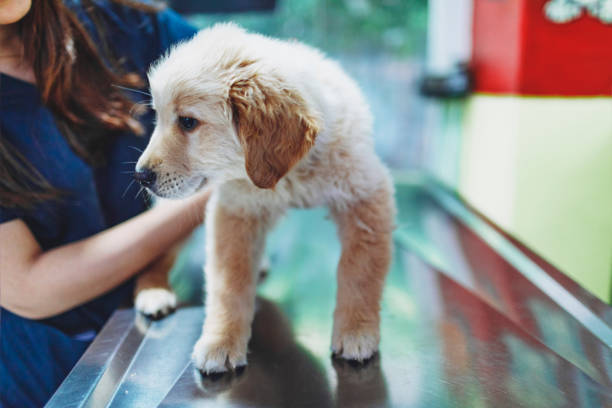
xmin=1 ymin=191 xmax=209 ymax=319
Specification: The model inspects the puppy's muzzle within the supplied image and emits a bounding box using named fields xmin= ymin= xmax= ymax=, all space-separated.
xmin=134 ymin=167 xmax=157 ymax=188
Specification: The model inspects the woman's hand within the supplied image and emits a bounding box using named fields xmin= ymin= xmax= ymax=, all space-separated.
xmin=0 ymin=189 xmax=210 ymax=319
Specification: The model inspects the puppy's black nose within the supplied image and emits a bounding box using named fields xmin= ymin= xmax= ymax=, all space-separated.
xmin=133 ymin=168 xmax=156 ymax=187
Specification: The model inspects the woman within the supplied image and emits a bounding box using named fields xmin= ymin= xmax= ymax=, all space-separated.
xmin=0 ymin=1 xmax=206 ymax=406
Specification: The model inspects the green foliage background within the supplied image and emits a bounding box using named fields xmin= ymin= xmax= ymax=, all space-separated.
xmin=188 ymin=0 xmax=428 ymax=57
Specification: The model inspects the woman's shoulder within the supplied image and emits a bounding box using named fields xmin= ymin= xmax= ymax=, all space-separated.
xmin=67 ymin=0 xmax=197 ymax=73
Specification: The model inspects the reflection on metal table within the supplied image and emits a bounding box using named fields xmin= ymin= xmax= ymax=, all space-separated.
xmin=47 ymin=178 xmax=612 ymax=407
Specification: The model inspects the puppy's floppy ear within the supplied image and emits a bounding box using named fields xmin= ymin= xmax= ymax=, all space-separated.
xmin=229 ymin=74 xmax=320 ymax=189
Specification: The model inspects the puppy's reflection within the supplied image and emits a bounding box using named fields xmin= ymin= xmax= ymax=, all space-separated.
xmin=192 ymin=297 xmax=389 ymax=408
xmin=333 ymin=354 xmax=389 ymax=408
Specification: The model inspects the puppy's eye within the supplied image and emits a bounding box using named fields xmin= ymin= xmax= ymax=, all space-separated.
xmin=178 ymin=116 xmax=199 ymax=131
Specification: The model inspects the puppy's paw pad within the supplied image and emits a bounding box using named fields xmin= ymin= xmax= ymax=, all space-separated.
xmin=192 ymin=336 xmax=247 ymax=374
xmin=135 ymin=288 xmax=177 ymax=319
xmin=332 ymin=330 xmax=379 ymax=362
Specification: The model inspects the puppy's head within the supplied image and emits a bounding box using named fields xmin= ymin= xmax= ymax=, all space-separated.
xmin=135 ymin=24 xmax=320 ymax=199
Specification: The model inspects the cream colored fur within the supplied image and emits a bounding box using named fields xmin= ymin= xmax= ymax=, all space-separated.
xmin=137 ymin=23 xmax=396 ymax=373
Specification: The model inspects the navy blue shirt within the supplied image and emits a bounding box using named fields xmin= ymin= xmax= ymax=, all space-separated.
xmin=0 ymin=2 xmax=196 ymax=407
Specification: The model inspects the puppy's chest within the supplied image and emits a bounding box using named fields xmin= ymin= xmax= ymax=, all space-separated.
xmin=221 ymin=176 xmax=337 ymax=213
xmin=280 ymin=174 xmax=341 ymax=209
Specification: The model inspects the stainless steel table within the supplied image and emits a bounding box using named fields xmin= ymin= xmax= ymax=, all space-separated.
xmin=47 ymin=179 xmax=612 ymax=407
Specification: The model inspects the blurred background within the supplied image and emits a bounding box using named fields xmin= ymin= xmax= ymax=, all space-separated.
xmin=165 ymin=0 xmax=612 ymax=306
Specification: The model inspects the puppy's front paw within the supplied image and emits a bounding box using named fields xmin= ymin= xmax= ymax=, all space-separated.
xmin=135 ymin=288 xmax=177 ymax=320
xmin=192 ymin=335 xmax=248 ymax=374
xmin=332 ymin=327 xmax=380 ymax=362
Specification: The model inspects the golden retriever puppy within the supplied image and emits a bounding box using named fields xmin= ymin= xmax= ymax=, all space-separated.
xmin=134 ymin=23 xmax=395 ymax=374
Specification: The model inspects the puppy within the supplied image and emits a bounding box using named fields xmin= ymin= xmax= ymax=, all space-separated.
xmin=134 ymin=23 xmax=396 ymax=373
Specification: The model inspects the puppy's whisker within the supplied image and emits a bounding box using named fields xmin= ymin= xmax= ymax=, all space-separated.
xmin=135 ymin=186 xmax=145 ymax=200
xmin=122 ymin=161 xmax=137 ymax=165
xmin=121 ymin=171 xmax=135 ymax=175
xmin=112 ymin=84 xmax=152 ymax=97
xmin=128 ymin=146 xmax=143 ymax=153
xmin=130 ymin=101 xmax=151 ymax=116
xmin=121 ymin=179 xmax=136 ymax=199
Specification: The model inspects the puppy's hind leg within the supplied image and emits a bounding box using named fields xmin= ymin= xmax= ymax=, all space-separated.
xmin=193 ymin=198 xmax=276 ymax=374
xmin=331 ymin=186 xmax=395 ymax=362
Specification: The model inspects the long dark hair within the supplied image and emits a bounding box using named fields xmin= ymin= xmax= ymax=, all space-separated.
xmin=0 ymin=0 xmax=159 ymax=208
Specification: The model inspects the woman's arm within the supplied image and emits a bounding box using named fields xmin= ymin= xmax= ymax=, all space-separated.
xmin=0 ymin=191 xmax=209 ymax=319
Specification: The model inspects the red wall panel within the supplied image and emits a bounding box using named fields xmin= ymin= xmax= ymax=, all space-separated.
xmin=472 ymin=0 xmax=612 ymax=96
